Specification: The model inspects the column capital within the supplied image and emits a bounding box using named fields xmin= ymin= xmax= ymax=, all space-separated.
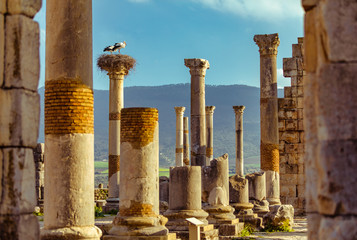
xmin=205 ymin=106 xmax=216 ymax=115
xmin=254 ymin=33 xmax=280 ymax=56
xmin=184 ymin=58 xmax=210 ymax=76
xmin=233 ymin=105 xmax=245 ymax=114
xmin=174 ymin=106 xmax=186 ymax=115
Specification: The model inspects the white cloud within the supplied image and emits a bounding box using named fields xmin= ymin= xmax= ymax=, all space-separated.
xmin=277 ymin=68 xmax=291 ymax=89
xmin=188 ymin=0 xmax=304 ymax=22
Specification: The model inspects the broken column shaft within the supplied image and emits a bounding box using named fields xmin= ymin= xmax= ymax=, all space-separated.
xmin=185 ymin=58 xmax=210 ymax=166
xmin=233 ymin=106 xmax=245 ymax=177
xmin=205 ymin=106 xmax=215 ymax=165
xmin=254 ymin=33 xmax=281 ymax=205
xmin=41 ymin=0 xmax=101 ymax=239
xmin=183 ymin=117 xmax=190 ymax=165
xmin=106 ymin=108 xmax=171 ymax=238
xmin=175 ymin=107 xmax=185 ymax=166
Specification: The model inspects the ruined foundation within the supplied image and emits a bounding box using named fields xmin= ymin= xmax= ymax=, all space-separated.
xmin=185 ymin=58 xmax=210 ymax=167
xmin=254 ymin=33 xmax=281 ymax=206
xmin=105 ymin=108 xmax=174 ymax=240
xmin=164 ymin=166 xmax=218 ymax=240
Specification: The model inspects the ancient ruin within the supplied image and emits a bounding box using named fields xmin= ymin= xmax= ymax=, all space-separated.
xmin=33 ymin=143 xmax=45 ymax=207
xmin=183 ymin=116 xmax=190 ymax=166
xmin=233 ymin=105 xmax=245 ymax=177
xmin=278 ymin=38 xmax=305 ymax=215
xmin=254 ymin=33 xmax=281 ymax=206
xmin=97 ymin=53 xmax=136 ymax=211
xmin=185 ymin=58 xmax=210 ymax=167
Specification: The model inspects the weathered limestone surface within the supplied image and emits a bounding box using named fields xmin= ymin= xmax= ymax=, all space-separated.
xmin=254 ymin=33 xmax=281 ymax=206
xmin=233 ymin=106 xmax=245 ymax=177
xmin=185 ymin=58 xmax=209 ymax=167
xmin=41 ymin=0 xmax=101 ymax=239
xmin=159 ymin=176 xmax=169 ymax=203
xmin=302 ymin=0 xmax=357 ymax=239
xmin=33 ymin=143 xmax=45 ymax=206
xmin=205 ymin=106 xmax=215 ymax=165
xmin=246 ymin=172 xmax=269 ymax=215
xmin=0 ymin=2 xmax=40 ymax=239
xmin=278 ymin=38 xmax=305 ymax=215
xmin=183 ymin=117 xmax=190 ymax=165
xmin=7 ymin=0 xmax=42 ymax=18
xmin=175 ymin=106 xmax=185 ymax=167
xmin=263 ymin=205 xmax=294 ymax=227
xmin=106 ymin=108 xmax=173 ymax=239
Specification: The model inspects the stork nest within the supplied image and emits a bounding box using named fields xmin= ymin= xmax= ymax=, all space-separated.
xmin=97 ymin=54 xmax=136 ymax=74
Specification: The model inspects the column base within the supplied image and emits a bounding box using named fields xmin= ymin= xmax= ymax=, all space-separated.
xmin=267 ymin=198 xmax=281 ymax=206
xmin=164 ymin=209 xmax=209 ymax=231
xmin=250 ymin=199 xmax=270 ymax=217
xmin=41 ymin=226 xmax=102 ymax=240
xmin=203 ymin=205 xmax=236 ymax=224
xmin=103 ymin=198 xmax=119 ymax=213
xmin=213 ymin=218 xmax=245 ymax=238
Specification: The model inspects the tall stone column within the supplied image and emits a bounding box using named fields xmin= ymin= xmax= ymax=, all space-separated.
xmin=233 ymin=106 xmax=245 ymax=177
xmin=183 ymin=117 xmax=190 ymax=165
xmin=185 ymin=58 xmax=210 ymax=166
xmin=205 ymin=106 xmax=215 ymax=165
xmin=33 ymin=143 xmax=45 ymax=206
xmin=175 ymin=107 xmax=185 ymax=166
xmin=0 ymin=1 xmax=41 ymax=239
xmin=97 ymin=54 xmax=136 ymax=211
xmin=41 ymin=1 xmax=101 ymax=239
xmin=106 ymin=108 xmax=173 ymax=239
xmin=254 ymin=33 xmax=281 ymax=205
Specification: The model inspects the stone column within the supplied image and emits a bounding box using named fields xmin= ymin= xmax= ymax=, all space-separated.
xmin=97 ymin=56 xmax=135 ymax=211
xmin=246 ymin=172 xmax=269 ymax=216
xmin=302 ymin=1 xmax=357 ymax=239
xmin=0 ymin=1 xmax=41 ymax=238
xmin=175 ymin=107 xmax=186 ymax=166
xmin=106 ymin=108 xmax=172 ymax=239
xmin=205 ymin=106 xmax=215 ymax=166
xmin=183 ymin=117 xmax=190 ymax=165
xmin=33 ymin=143 xmax=45 ymax=206
xmin=41 ymin=1 xmax=101 ymax=239
xmin=185 ymin=58 xmax=210 ymax=166
xmin=254 ymin=33 xmax=281 ymax=205
xmin=233 ymin=106 xmax=245 ymax=177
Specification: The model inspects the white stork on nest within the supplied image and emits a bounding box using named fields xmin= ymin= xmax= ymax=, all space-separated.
xmin=103 ymin=41 xmax=127 ymax=54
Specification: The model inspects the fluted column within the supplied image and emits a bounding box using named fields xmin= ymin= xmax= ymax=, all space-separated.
xmin=183 ymin=117 xmax=190 ymax=165
xmin=233 ymin=106 xmax=245 ymax=177
xmin=185 ymin=58 xmax=210 ymax=166
xmin=205 ymin=106 xmax=215 ymax=165
xmin=42 ymin=0 xmax=101 ymax=239
xmin=254 ymin=33 xmax=281 ymax=205
xmin=174 ymin=107 xmax=185 ymax=166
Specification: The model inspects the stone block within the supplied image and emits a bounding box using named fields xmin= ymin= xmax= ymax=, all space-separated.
xmin=7 ymin=0 xmax=42 ymax=18
xmin=281 ymin=197 xmax=298 ymax=209
xmin=319 ymin=216 xmax=357 ymax=240
xmin=278 ymin=109 xmax=297 ymax=120
xmin=279 ymin=98 xmax=296 ymax=109
xmin=307 ymin=213 xmax=321 ymax=240
xmin=0 ymin=14 xmax=3 ymax=87
xmin=291 ymin=76 xmax=303 ymax=87
xmin=280 ymin=173 xmax=298 ymax=186
xmin=296 ymin=98 xmax=304 ymax=109
xmin=297 ymin=173 xmax=305 ymax=186
xmin=284 ymin=87 xmax=291 ymax=98
xmin=5 ymin=15 xmax=40 ymax=91
xmin=0 ymin=88 xmax=40 ymax=148
xmin=0 ymin=148 xmax=37 ymax=215
xmin=281 ymin=163 xmax=298 ymax=174
xmin=283 ymin=58 xmax=297 ymax=77
xmin=278 ymin=141 xmax=285 ymax=152
xmin=281 ymin=186 xmax=296 ymax=198
xmin=285 ymin=120 xmax=298 ymax=130
xmin=297 ymin=185 xmax=305 ymax=198
xmin=279 ymin=154 xmax=285 ymax=164
xmin=297 ymin=109 xmax=303 ymax=119
xmin=285 ymin=153 xmax=299 ymax=165
xmin=285 ymin=143 xmax=304 ymax=154
xmin=278 ymin=120 xmax=285 ymax=131
xmin=292 ymin=44 xmax=303 ymax=58
xmin=0 ymin=214 xmax=39 ymax=240
xmin=304 ymin=8 xmax=318 ymax=72
xmin=263 ymin=205 xmax=294 ymax=227
xmin=317 ymin=63 xmax=357 ymax=141
xmin=319 ymin=0 xmax=357 ymax=62
xmin=280 ymin=131 xmax=299 ymax=143
xmin=318 ymin=139 xmax=357 ymax=215
xmin=291 ymin=86 xmax=304 ymax=97
xmin=0 ymin=0 xmax=6 ymax=13
xmin=219 ymin=222 xmax=244 ymax=236
xmin=299 ymin=132 xmax=305 ymax=143
xmin=297 ymin=120 xmax=304 ymax=130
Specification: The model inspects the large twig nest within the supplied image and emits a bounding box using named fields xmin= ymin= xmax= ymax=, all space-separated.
xmin=97 ymin=54 xmax=136 ymax=74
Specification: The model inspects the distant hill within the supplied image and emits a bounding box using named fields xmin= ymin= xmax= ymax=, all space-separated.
xmin=38 ymin=84 xmax=283 ymax=168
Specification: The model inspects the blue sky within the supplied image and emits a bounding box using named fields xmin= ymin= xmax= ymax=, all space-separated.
xmin=34 ymin=0 xmax=304 ymax=90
